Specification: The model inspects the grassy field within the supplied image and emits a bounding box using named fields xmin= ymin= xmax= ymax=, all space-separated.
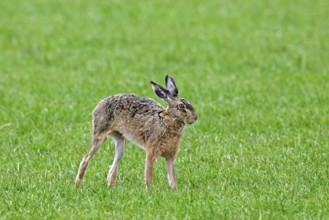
xmin=1 ymin=0 xmax=328 ymax=219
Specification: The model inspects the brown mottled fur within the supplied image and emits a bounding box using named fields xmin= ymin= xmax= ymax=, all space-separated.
xmin=75 ymin=75 xmax=197 ymax=190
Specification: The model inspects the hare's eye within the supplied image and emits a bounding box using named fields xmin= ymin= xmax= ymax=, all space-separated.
xmin=178 ymin=104 xmax=185 ymax=109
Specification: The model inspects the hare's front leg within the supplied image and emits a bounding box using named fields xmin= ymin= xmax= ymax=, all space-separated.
xmin=145 ymin=151 xmax=157 ymax=190
xmin=166 ymin=157 xmax=177 ymax=189
xmin=107 ymin=135 xmax=126 ymax=187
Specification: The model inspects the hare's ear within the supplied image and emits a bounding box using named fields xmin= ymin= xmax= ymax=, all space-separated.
xmin=165 ymin=75 xmax=178 ymax=97
xmin=151 ymin=81 xmax=169 ymax=101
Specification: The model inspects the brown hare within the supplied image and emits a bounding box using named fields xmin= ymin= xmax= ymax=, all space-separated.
xmin=75 ymin=75 xmax=197 ymax=189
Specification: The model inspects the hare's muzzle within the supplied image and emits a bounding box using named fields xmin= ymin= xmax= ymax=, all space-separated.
xmin=188 ymin=115 xmax=198 ymax=124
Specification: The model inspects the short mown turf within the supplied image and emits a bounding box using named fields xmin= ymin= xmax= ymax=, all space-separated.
xmin=1 ymin=0 xmax=328 ymax=219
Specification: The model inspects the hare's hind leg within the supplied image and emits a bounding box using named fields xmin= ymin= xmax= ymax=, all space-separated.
xmin=75 ymin=133 xmax=107 ymax=183
xmin=107 ymin=132 xmax=126 ymax=187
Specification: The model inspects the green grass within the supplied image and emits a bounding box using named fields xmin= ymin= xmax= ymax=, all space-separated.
xmin=1 ymin=0 xmax=328 ymax=219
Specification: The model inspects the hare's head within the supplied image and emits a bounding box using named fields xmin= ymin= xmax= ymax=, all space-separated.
xmin=151 ymin=75 xmax=198 ymax=124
